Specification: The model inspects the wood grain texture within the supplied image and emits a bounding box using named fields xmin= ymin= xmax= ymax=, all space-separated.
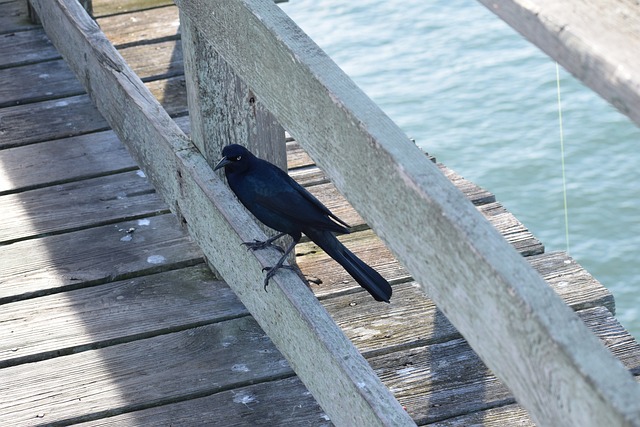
xmin=368 ymin=306 xmax=640 ymax=425
xmin=181 ymin=11 xmax=286 ymax=168
xmin=476 ymin=0 xmax=640 ymax=127
xmin=0 ymin=213 xmax=203 ymax=303
xmin=0 ymin=94 xmax=109 ymax=148
xmin=0 ymin=0 xmax=38 ymax=34
xmin=318 ymin=252 xmax=614 ymax=358
xmin=0 ymin=115 xmax=189 ymax=194
xmin=173 ymin=1 xmax=640 ymax=424
xmin=28 ymin=1 xmax=414 ymax=425
xmin=0 ymin=316 xmax=293 ymax=426
xmin=0 ymin=6 xmax=178 ymax=69
xmin=0 ymin=76 xmax=187 ymax=148
xmin=428 ymin=404 xmax=533 ymax=427
xmin=75 ymin=376 xmax=330 ymax=427
xmin=0 ymin=39 xmax=184 ymax=107
xmin=0 ymin=29 xmax=55 ymax=68
xmin=0 ymin=302 xmax=634 ymax=427
xmin=0 ymin=265 xmax=243 ymax=368
xmin=302 ymin=180 xmax=542 ymax=255
xmin=92 ymin=0 xmax=174 ymax=18
xmin=0 ymin=128 xmax=136 ymax=194
xmin=0 ymin=170 xmax=167 ymax=243
xmin=2 ymin=2 xmax=634 ymax=426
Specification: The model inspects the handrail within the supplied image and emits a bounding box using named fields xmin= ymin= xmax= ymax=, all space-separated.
xmin=29 ymin=0 xmax=640 ymax=426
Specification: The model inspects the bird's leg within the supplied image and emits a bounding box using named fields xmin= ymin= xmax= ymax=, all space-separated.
xmin=242 ymin=232 xmax=287 ymax=253
xmin=262 ymin=239 xmax=298 ymax=291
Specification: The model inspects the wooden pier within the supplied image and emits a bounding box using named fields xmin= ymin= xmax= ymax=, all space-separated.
xmin=1 ymin=1 xmax=639 ymax=425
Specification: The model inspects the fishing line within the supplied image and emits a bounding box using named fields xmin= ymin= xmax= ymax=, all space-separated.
xmin=556 ymin=62 xmax=570 ymax=255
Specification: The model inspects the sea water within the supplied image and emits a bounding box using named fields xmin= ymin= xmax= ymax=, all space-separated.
xmin=280 ymin=0 xmax=640 ymax=340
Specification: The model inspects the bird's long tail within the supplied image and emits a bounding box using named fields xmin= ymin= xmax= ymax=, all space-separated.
xmin=306 ymin=229 xmax=392 ymax=303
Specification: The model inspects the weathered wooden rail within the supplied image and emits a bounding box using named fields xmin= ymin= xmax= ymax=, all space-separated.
xmin=2 ymin=0 xmax=639 ymax=425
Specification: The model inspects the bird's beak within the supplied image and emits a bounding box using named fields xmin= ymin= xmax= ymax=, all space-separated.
xmin=213 ymin=156 xmax=230 ymax=171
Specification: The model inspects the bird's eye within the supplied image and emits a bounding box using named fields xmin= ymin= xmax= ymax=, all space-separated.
xmin=235 ymin=155 xmax=242 ymax=161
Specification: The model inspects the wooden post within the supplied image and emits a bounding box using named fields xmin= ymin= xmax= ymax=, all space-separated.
xmin=180 ymin=10 xmax=294 ymax=265
xmin=180 ymin=12 xmax=286 ymax=168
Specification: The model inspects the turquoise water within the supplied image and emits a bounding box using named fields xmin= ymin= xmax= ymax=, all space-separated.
xmin=280 ymin=0 xmax=640 ymax=340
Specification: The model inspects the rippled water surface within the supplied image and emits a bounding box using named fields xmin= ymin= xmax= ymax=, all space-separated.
xmin=280 ymin=0 xmax=640 ymax=339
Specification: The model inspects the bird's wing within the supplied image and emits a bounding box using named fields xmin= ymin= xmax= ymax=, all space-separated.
xmin=288 ymin=175 xmax=351 ymax=229
xmin=255 ymin=166 xmax=350 ymax=233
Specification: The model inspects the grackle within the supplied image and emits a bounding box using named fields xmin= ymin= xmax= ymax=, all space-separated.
xmin=214 ymin=144 xmax=392 ymax=302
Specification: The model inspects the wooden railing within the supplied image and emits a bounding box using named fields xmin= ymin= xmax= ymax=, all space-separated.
xmin=29 ymin=1 xmax=640 ymax=426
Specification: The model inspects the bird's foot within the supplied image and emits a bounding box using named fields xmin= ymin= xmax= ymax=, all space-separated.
xmin=262 ymin=265 xmax=296 ymax=291
xmin=242 ymin=239 xmax=285 ymax=253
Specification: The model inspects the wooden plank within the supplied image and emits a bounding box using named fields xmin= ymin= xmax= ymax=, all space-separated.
xmin=75 ymin=376 xmax=328 ymax=427
xmin=527 ymin=252 xmax=615 ymax=313
xmin=181 ymin=11 xmax=285 ymax=167
xmin=174 ymin=2 xmax=640 ymax=425
xmin=0 ymin=316 xmax=294 ymax=426
xmin=0 ymin=116 xmax=190 ymax=195
xmin=1 ymin=304 xmax=634 ymax=427
xmin=0 ymin=94 xmax=108 ymax=148
xmin=92 ymin=0 xmax=286 ymax=18
xmin=0 ymin=6 xmax=179 ymax=69
xmin=287 ymin=141 xmax=495 ymax=206
xmin=0 ymin=29 xmax=56 ymax=68
xmin=312 ymin=252 xmax=613 ymax=357
xmin=0 ymin=265 xmax=245 ymax=368
xmin=476 ymin=202 xmax=543 ymax=256
xmin=438 ymin=163 xmax=496 ymax=206
xmin=300 ymin=229 xmax=406 ymax=294
xmin=368 ymin=306 xmax=640 ymax=425
xmin=97 ymin=3 xmax=179 ymax=46
xmin=476 ymin=0 xmax=640 ymax=127
xmin=0 ymin=76 xmax=187 ymax=148
xmin=0 ymin=128 xmax=136 ymax=194
xmin=428 ymin=404 xmax=533 ymax=427
xmin=430 ymin=375 xmax=640 ymax=427
xmin=93 ymin=0 xmax=175 ymax=18
xmin=0 ymin=57 xmax=84 ymax=107
xmin=0 ymin=39 xmax=183 ymax=107
xmin=302 ymin=181 xmax=542 ymax=255
xmin=0 ymin=213 xmax=203 ymax=303
xmin=0 ymin=0 xmax=39 ymax=34
xmin=27 ymin=0 xmax=92 ymax=25
xmin=0 ymin=170 xmax=167 ymax=244
xmin=29 ymin=1 xmax=413 ymax=425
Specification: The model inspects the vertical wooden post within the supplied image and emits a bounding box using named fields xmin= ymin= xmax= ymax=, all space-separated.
xmin=179 ymin=10 xmax=294 ymax=264
xmin=180 ymin=11 xmax=286 ymax=169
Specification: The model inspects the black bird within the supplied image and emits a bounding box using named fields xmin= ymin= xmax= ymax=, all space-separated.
xmin=214 ymin=144 xmax=392 ymax=303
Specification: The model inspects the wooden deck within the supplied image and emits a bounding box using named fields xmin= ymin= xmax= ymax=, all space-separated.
xmin=1 ymin=1 xmax=639 ymax=425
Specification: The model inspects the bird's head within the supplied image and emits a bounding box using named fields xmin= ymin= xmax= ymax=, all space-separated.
xmin=214 ymin=144 xmax=252 ymax=173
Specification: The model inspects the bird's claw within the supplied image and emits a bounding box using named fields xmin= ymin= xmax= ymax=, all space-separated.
xmin=242 ymin=239 xmax=285 ymax=253
xmin=262 ymin=265 xmax=296 ymax=291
